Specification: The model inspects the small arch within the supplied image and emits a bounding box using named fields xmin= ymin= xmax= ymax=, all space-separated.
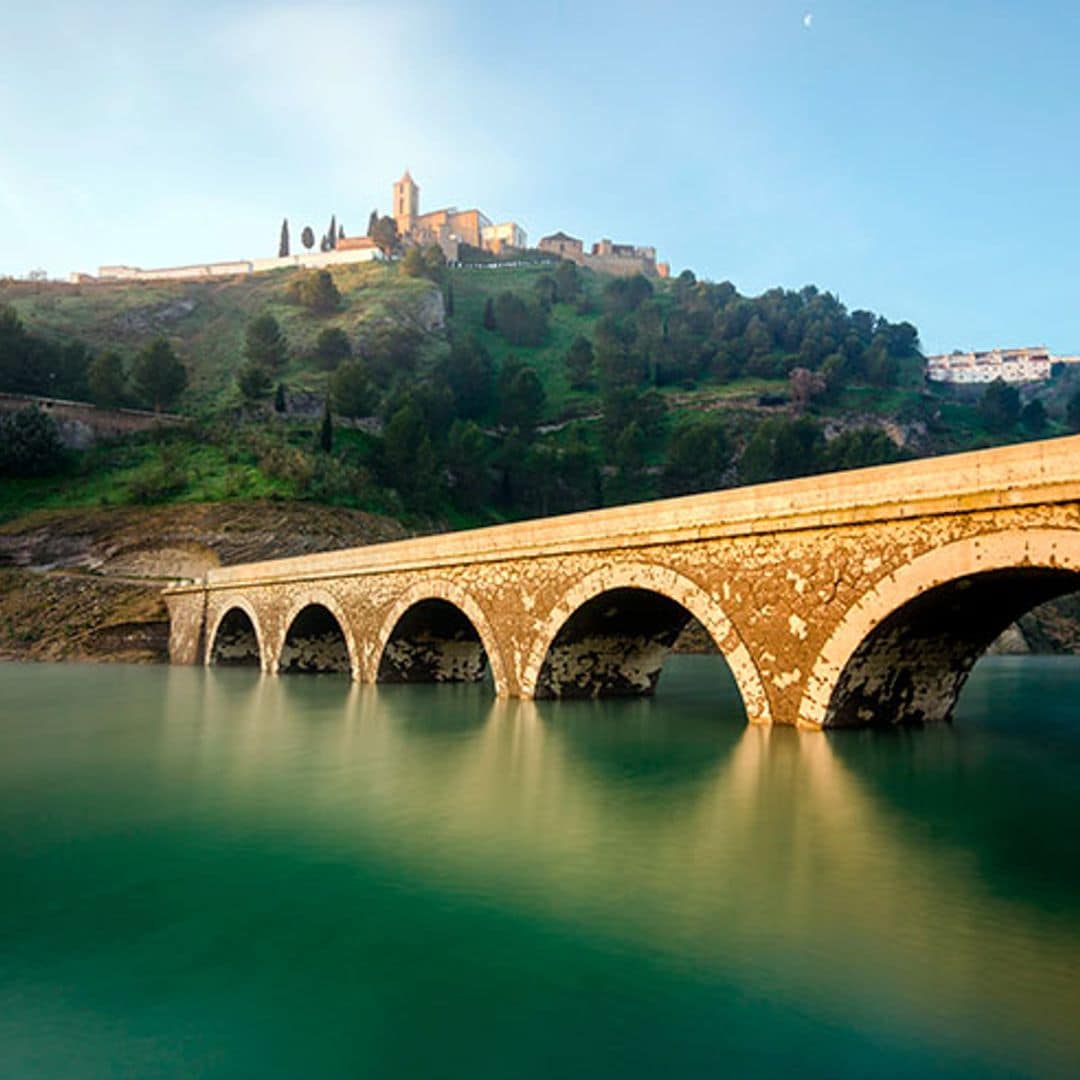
xmin=521 ymin=563 xmax=770 ymax=722
xmin=373 ymin=581 xmax=508 ymax=695
xmin=279 ymin=602 xmax=353 ymax=675
xmin=207 ymin=600 xmax=264 ymax=669
xmin=799 ymin=528 xmax=1080 ymax=729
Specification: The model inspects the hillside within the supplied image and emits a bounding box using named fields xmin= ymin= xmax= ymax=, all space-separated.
xmin=2 ymin=257 xmax=1079 ymax=533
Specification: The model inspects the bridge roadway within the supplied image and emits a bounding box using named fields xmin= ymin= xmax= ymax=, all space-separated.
xmin=164 ymin=434 xmax=1080 ymax=728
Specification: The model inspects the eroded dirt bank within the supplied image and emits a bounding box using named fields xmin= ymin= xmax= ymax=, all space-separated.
xmin=0 ymin=501 xmax=406 ymax=662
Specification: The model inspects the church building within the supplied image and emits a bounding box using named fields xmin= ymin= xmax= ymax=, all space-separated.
xmin=392 ymin=171 xmax=526 ymax=259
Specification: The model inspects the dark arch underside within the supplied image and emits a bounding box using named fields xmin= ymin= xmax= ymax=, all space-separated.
xmin=210 ymin=608 xmax=260 ymax=667
xmin=280 ymin=604 xmax=350 ymax=674
xmin=377 ymin=599 xmax=488 ymax=683
xmin=827 ymin=567 xmax=1080 ymax=727
xmin=535 ymin=587 xmax=697 ymax=699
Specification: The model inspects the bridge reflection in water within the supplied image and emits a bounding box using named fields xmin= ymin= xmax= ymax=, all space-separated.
xmin=161 ymin=657 xmax=1080 ymax=1075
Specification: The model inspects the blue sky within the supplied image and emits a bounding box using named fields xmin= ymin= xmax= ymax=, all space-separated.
xmin=3 ymin=0 xmax=1079 ymax=353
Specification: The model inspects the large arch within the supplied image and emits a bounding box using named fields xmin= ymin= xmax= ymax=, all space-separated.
xmin=276 ymin=591 xmax=358 ymax=677
xmin=520 ymin=562 xmax=771 ymax=723
xmin=372 ymin=580 xmax=509 ymax=696
xmin=206 ymin=596 xmax=266 ymax=671
xmin=799 ymin=528 xmax=1080 ymax=729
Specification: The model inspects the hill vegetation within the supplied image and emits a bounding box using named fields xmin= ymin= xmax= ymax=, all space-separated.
xmin=2 ymin=256 xmax=1079 ymax=528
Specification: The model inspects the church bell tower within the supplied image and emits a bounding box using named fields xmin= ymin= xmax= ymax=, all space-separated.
xmin=393 ymin=170 xmax=419 ymax=235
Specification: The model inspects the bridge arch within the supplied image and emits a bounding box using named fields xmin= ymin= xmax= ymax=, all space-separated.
xmin=206 ymin=596 xmax=267 ymax=671
xmin=372 ymin=580 xmax=509 ymax=696
xmin=798 ymin=528 xmax=1080 ymax=729
xmin=520 ymin=562 xmax=771 ymax=723
xmin=275 ymin=590 xmax=359 ymax=678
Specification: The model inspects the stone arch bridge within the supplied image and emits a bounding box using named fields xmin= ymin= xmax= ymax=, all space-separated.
xmin=165 ymin=436 xmax=1080 ymax=729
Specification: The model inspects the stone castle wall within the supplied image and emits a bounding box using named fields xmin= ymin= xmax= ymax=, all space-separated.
xmin=0 ymin=393 xmax=183 ymax=449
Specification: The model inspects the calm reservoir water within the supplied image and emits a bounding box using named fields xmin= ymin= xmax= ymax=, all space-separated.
xmin=2 ymin=656 xmax=1079 ymax=1077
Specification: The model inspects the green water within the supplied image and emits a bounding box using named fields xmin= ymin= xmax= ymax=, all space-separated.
xmin=1 ymin=657 xmax=1078 ymax=1078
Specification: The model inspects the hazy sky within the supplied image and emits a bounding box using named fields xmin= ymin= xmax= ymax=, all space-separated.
xmin=3 ymin=1 xmax=1079 ymax=352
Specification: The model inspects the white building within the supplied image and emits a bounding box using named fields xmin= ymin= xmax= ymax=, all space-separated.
xmin=926 ymin=347 xmax=1053 ymax=385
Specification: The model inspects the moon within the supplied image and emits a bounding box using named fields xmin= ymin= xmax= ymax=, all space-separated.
xmin=803 ymin=12 xmax=813 ymax=28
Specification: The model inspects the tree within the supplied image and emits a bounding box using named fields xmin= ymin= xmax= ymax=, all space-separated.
xmin=824 ymin=427 xmax=898 ymax=471
xmin=661 ymin=418 xmax=730 ymax=496
xmin=0 ymin=405 xmax=65 ymax=476
xmin=565 ymin=335 xmax=594 ymax=390
xmin=789 ymin=366 xmax=827 ymax=411
xmin=443 ymin=334 xmax=495 ymax=419
xmin=278 ymin=218 xmax=290 ymax=258
xmin=338 ymin=224 xmax=345 ymax=242
xmin=740 ymin=416 xmax=825 ymax=484
xmin=483 ymin=297 xmax=496 ymax=331
xmin=318 ymin=401 xmax=333 ymax=453
xmin=554 ymin=260 xmax=581 ymax=303
xmin=314 ymin=326 xmax=352 ymax=369
xmin=497 ymin=360 xmax=546 ymax=437
xmin=446 ymin=419 xmax=490 ymax=511
xmin=331 ymin=358 xmax=376 ymax=418
xmin=603 ymin=274 xmax=653 ymax=316
xmin=978 ymin=378 xmax=1020 ymax=432
xmin=1021 ymin=398 xmax=1047 ymax=433
xmin=237 ymin=359 xmax=272 ymax=402
xmin=328 ymin=214 xmax=337 ymax=250
xmin=367 ymin=209 xmax=379 ymax=237
xmin=382 ymin=397 xmax=443 ymax=510
xmin=533 ymin=275 xmax=557 ymax=309
xmin=131 ymin=338 xmax=187 ymax=411
xmin=493 ymin=291 xmax=547 ymax=346
xmin=445 ymin=281 xmax=455 ymax=318
xmin=401 ymin=246 xmax=427 ymax=278
xmin=369 ymin=216 xmax=399 ymax=255
xmin=245 ymin=314 xmax=288 ymax=371
xmin=288 ymin=269 xmax=341 ymax=313
xmin=274 ymin=382 xmax=287 ymax=413
xmin=87 ymin=351 xmax=127 ymax=406
xmin=1067 ymin=389 xmax=1080 ymax=432
xmin=301 ymin=225 xmax=315 ymax=250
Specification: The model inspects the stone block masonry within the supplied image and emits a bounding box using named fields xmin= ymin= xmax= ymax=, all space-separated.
xmin=165 ymin=436 xmax=1080 ymax=729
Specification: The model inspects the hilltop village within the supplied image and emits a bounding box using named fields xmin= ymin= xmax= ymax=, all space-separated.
xmin=73 ymin=170 xmax=668 ymax=285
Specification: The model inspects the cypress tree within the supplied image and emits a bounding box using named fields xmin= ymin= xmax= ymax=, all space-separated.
xmin=318 ymin=401 xmax=333 ymax=452
xmin=274 ymin=382 xmax=287 ymax=413
xmin=328 ymin=214 xmax=337 ymax=250
xmin=483 ymin=297 xmax=495 ymax=331
xmin=278 ymin=218 xmax=290 ymax=257
xmin=367 ymin=210 xmax=378 ymax=237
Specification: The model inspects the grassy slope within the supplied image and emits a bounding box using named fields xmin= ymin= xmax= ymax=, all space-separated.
xmin=0 ymin=264 xmax=440 ymax=409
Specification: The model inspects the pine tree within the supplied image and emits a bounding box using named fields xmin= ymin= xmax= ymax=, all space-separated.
xmin=278 ymin=218 xmax=290 ymax=257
